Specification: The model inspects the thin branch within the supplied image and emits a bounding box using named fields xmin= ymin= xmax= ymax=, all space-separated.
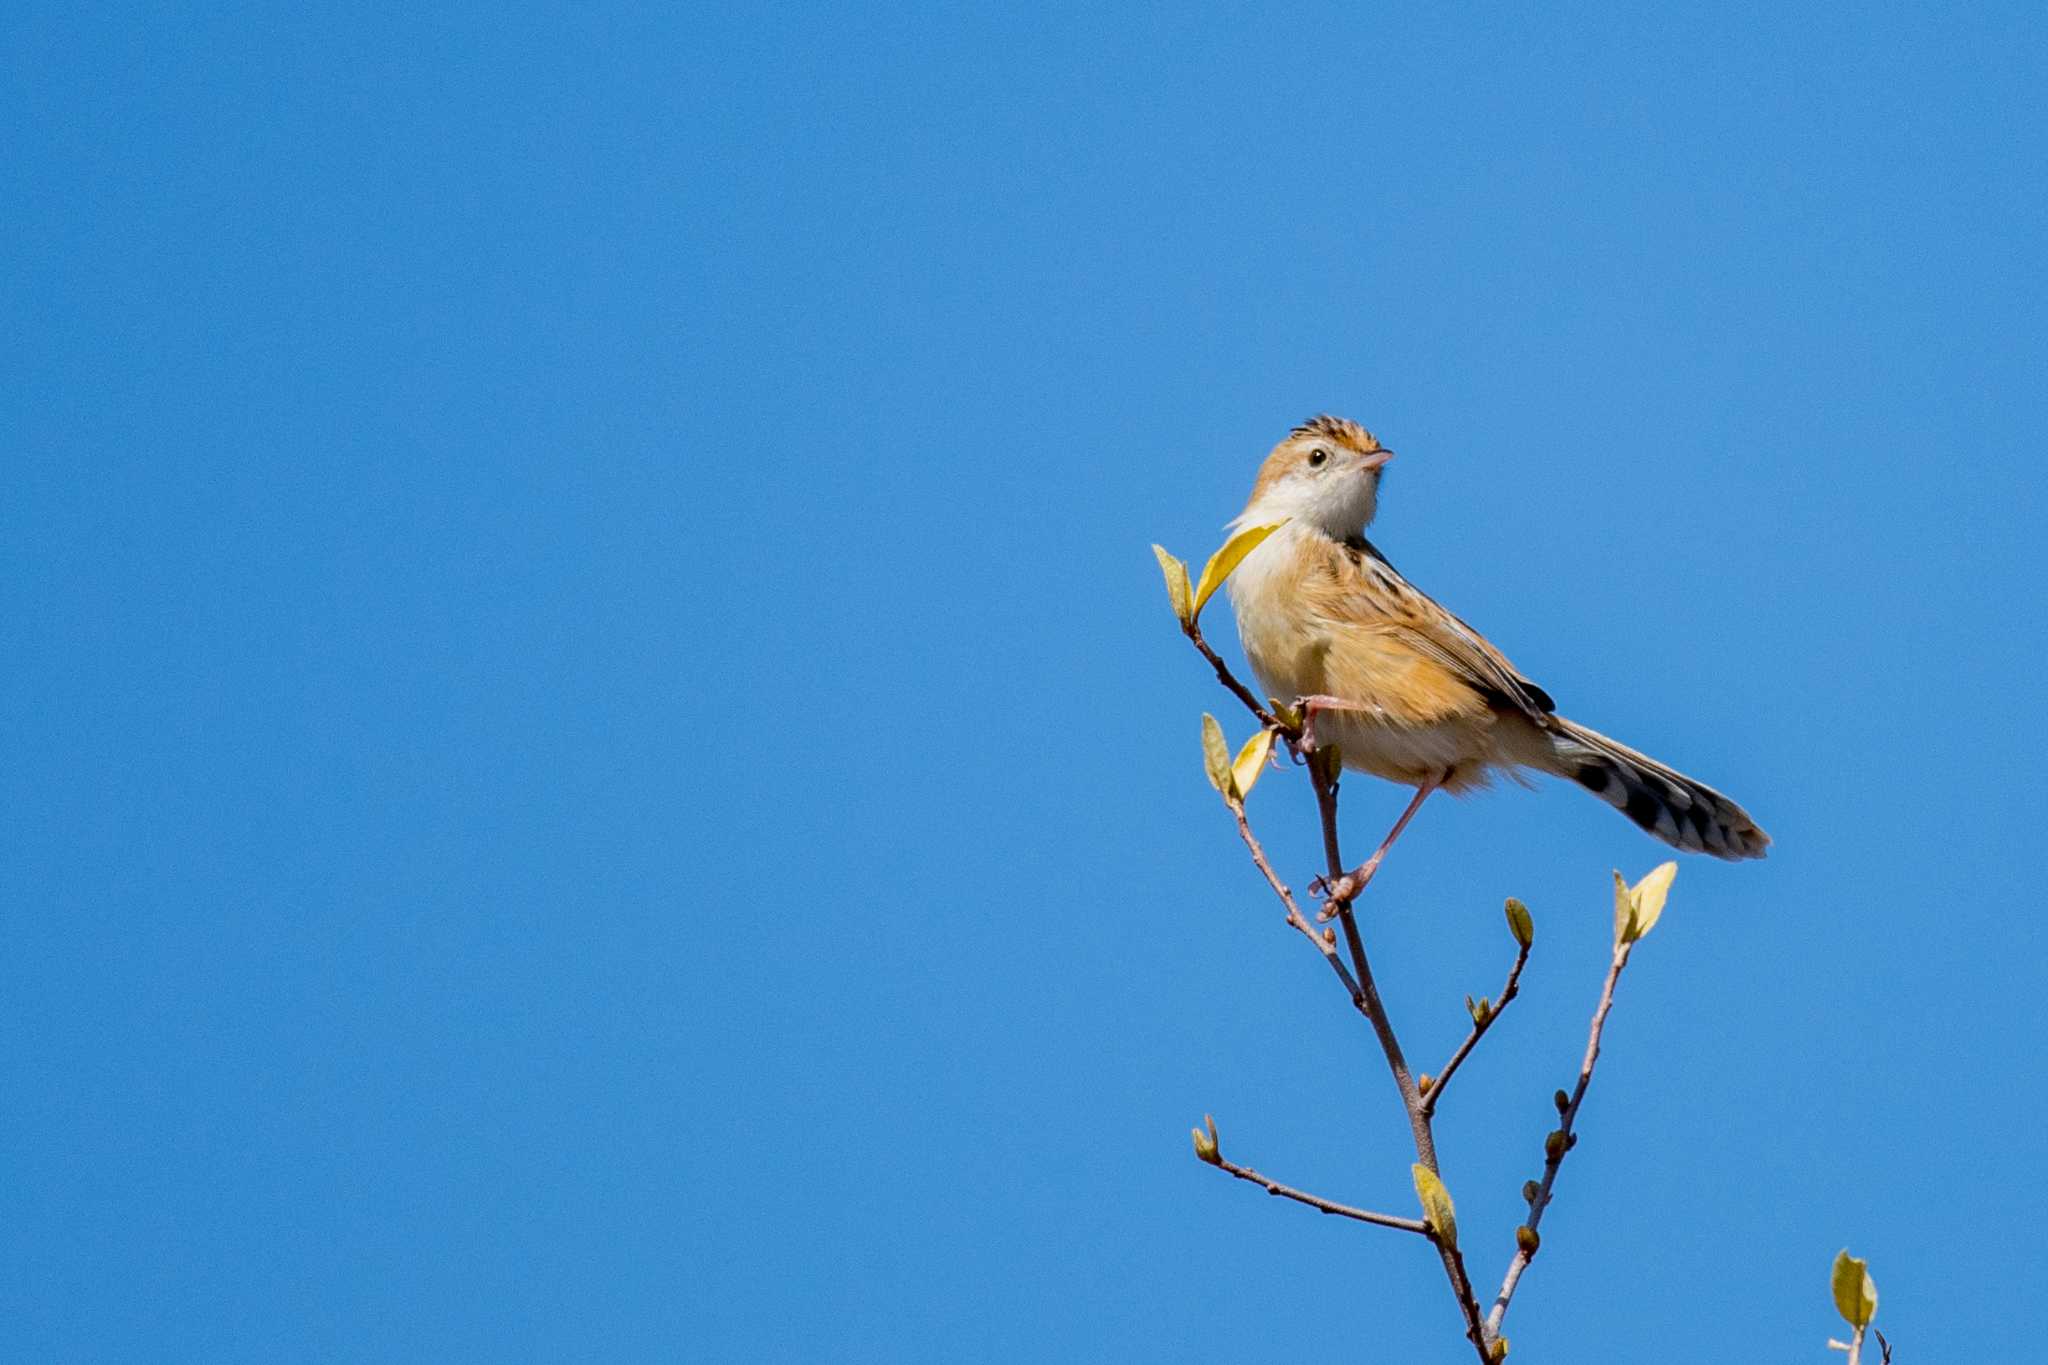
xmin=1303 ymin=758 xmax=1438 ymax=1165
xmin=1484 ymin=939 xmax=1636 ymax=1339
xmin=1183 ymin=619 xmax=1288 ymax=735
xmin=1206 ymin=1152 xmax=1430 ymax=1234
xmin=1224 ymin=797 xmax=1365 ymax=1006
xmin=1333 ymin=907 xmax=1438 ymax=1170
xmin=1305 ymin=750 xmax=1491 ymax=1360
xmin=1420 ymin=939 xmax=1532 ymax=1119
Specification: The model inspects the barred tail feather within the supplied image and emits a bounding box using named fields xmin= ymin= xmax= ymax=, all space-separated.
xmin=1544 ymin=719 xmax=1770 ymax=861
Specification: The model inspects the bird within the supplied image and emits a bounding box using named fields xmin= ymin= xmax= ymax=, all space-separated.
xmin=1224 ymin=415 xmax=1768 ymax=886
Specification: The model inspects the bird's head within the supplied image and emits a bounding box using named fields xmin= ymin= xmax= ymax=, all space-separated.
xmin=1235 ymin=415 xmax=1393 ymax=537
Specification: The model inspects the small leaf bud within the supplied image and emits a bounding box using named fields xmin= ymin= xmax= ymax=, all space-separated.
xmin=1192 ymin=1113 xmax=1221 ymax=1165
xmin=1516 ymin=1224 xmax=1540 ymax=1255
xmin=1504 ymin=898 xmax=1533 ymax=949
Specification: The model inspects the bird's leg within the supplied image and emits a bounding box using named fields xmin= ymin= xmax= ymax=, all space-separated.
xmin=1317 ymin=775 xmax=1442 ymax=918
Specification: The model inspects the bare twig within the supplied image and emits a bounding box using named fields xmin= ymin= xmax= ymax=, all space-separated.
xmin=1224 ymin=797 xmax=1366 ymax=1006
xmin=1207 ymin=1151 xmax=1430 ymax=1234
xmin=1421 ymin=939 xmax=1532 ymax=1119
xmin=1182 ymin=619 xmax=1290 ymax=736
xmin=1484 ymin=938 xmax=1636 ymax=1339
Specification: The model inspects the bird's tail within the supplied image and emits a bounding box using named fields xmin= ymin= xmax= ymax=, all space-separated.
xmin=1539 ymin=718 xmax=1769 ymax=861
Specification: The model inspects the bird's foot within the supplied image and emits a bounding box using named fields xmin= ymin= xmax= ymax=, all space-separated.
xmin=1313 ymin=853 xmax=1385 ymax=920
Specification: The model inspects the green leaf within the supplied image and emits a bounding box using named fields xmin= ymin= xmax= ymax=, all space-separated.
xmin=1231 ymin=728 xmax=1276 ymax=799
xmin=1151 ymin=544 xmax=1193 ymax=626
xmin=1831 ymin=1249 xmax=1877 ymax=1328
xmin=1192 ymin=520 xmax=1286 ymax=619
xmin=1612 ymin=870 xmax=1635 ymax=945
xmin=1504 ymin=898 xmax=1533 ymax=949
xmin=1411 ymin=1164 xmax=1458 ymax=1249
xmin=1268 ymin=698 xmax=1302 ymax=730
xmin=1628 ymin=862 xmax=1678 ymax=941
xmin=1200 ymin=714 xmax=1234 ymax=798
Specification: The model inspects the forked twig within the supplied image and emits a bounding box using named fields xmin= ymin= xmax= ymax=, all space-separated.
xmin=1421 ymin=940 xmax=1531 ymax=1118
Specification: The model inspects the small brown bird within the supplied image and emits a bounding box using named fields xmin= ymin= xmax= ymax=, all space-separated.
xmin=1226 ymin=415 xmax=1768 ymax=880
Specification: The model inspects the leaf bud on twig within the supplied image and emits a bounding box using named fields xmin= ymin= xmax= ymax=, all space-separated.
xmin=1504 ymin=898 xmax=1533 ymax=948
xmin=1191 ymin=1114 xmax=1221 ymax=1165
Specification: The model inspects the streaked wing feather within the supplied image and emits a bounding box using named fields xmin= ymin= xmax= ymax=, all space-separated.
xmin=1325 ymin=537 xmax=1557 ymax=722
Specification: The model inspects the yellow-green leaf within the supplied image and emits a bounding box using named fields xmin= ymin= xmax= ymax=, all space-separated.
xmin=1268 ymin=698 xmax=1302 ymax=730
xmin=1504 ymin=898 xmax=1534 ymax=949
xmin=1831 ymin=1249 xmax=1877 ymax=1328
xmin=1411 ymin=1164 xmax=1458 ymax=1249
xmin=1628 ymin=862 xmax=1678 ymax=941
xmin=1231 ymin=728 xmax=1276 ymax=799
xmin=1151 ymin=544 xmax=1193 ymax=626
xmin=1200 ymin=714 xmax=1234 ymax=798
xmin=1192 ymin=520 xmax=1286 ymax=619
xmin=1612 ymin=870 xmax=1635 ymax=945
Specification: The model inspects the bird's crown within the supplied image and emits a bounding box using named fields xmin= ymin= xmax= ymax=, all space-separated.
xmin=1288 ymin=414 xmax=1383 ymax=454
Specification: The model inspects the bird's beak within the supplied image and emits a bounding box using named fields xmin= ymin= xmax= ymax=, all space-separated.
xmin=1360 ymin=448 xmax=1393 ymax=471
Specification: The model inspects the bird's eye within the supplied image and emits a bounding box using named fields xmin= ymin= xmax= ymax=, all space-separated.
xmin=1308 ymin=447 xmax=1330 ymax=468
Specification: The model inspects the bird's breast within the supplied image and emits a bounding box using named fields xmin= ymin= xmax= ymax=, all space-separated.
xmin=1225 ymin=529 xmax=1329 ymax=705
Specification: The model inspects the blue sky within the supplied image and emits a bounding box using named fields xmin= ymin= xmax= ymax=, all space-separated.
xmin=6 ymin=2 xmax=2044 ymax=1360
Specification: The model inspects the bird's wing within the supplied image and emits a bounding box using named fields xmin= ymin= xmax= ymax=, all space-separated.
xmin=1302 ymin=536 xmax=1557 ymax=726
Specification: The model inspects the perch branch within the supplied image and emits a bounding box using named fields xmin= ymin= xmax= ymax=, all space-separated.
xmin=1181 ymin=618 xmax=1289 ymax=735
xmin=1303 ymin=748 xmax=1492 ymax=1360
